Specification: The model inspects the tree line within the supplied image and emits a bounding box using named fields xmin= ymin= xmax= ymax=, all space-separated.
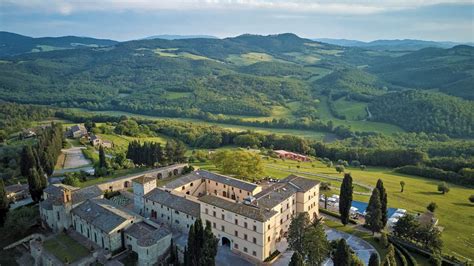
xmin=20 ymin=123 xmax=63 ymax=202
xmin=126 ymin=140 xmax=187 ymax=167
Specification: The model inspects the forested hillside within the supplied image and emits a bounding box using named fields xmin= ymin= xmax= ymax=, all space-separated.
xmin=369 ymin=91 xmax=474 ymax=137
xmin=0 ymin=32 xmax=117 ymax=57
xmin=0 ymin=33 xmax=472 ymax=137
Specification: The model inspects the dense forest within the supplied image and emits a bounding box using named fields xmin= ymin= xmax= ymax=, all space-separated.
xmin=369 ymin=91 xmax=474 ymax=137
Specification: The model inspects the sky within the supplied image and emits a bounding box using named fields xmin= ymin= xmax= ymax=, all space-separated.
xmin=1 ymin=0 xmax=473 ymax=42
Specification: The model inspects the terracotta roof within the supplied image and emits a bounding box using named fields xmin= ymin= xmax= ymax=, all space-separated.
xmin=71 ymin=198 xmax=136 ymax=233
xmin=145 ymin=188 xmax=200 ymax=217
xmin=282 ymin=175 xmax=319 ymax=192
xmin=133 ymin=176 xmax=156 ymax=185
xmin=164 ymin=170 xmax=258 ymax=192
xmin=125 ymin=222 xmax=171 ymax=247
xmin=199 ymin=195 xmax=277 ymax=222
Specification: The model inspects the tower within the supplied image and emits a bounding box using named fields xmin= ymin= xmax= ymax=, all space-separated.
xmin=132 ymin=176 xmax=157 ymax=215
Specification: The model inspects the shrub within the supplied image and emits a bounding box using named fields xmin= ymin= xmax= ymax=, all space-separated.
xmin=427 ymin=202 xmax=438 ymax=212
xmin=437 ymin=182 xmax=450 ymax=194
xmin=395 ymin=165 xmax=472 ymax=186
xmin=380 ymin=232 xmax=388 ymax=248
xmin=320 ymin=182 xmax=331 ymax=191
xmin=351 ymin=160 xmax=361 ymax=167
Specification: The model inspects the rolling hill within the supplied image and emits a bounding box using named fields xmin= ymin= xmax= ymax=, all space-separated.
xmin=315 ymin=38 xmax=473 ymax=51
xmin=0 ymin=31 xmax=118 ymax=57
xmin=0 ymin=32 xmax=472 ymax=137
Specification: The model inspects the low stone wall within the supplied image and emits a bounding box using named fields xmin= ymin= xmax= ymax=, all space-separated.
xmin=96 ymin=164 xmax=188 ymax=192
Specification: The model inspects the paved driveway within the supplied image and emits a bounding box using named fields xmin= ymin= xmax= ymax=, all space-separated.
xmin=216 ymin=245 xmax=254 ymax=266
xmin=274 ymin=228 xmax=378 ymax=266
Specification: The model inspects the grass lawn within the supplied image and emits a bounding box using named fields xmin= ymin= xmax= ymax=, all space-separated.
xmin=332 ymin=98 xmax=368 ymax=120
xmin=98 ymin=133 xmax=170 ymax=154
xmin=265 ymin=159 xmax=474 ymax=261
xmin=192 ymin=153 xmax=473 ymax=260
xmin=43 ymin=234 xmax=90 ymax=263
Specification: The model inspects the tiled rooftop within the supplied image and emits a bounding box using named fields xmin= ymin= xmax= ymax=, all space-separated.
xmin=145 ymin=188 xmax=200 ymax=217
xmin=133 ymin=176 xmax=156 ymax=185
xmin=71 ymin=198 xmax=136 ymax=233
xmin=72 ymin=185 xmax=103 ymax=204
xmin=164 ymin=170 xmax=259 ymax=192
xmin=125 ymin=222 xmax=171 ymax=247
xmin=282 ymin=175 xmax=320 ymax=192
xmin=254 ymin=183 xmax=297 ymax=209
xmin=199 ymin=195 xmax=277 ymax=222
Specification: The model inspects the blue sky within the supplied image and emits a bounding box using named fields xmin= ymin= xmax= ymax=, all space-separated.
xmin=1 ymin=0 xmax=473 ymax=42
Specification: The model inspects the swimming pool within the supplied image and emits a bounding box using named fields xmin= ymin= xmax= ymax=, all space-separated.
xmin=351 ymin=200 xmax=397 ymax=217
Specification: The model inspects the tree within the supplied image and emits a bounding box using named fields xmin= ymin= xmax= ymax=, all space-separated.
xmin=184 ymin=219 xmax=217 ymax=266
xmin=303 ymin=220 xmax=330 ymax=266
xmin=333 ymin=239 xmax=351 ymax=266
xmin=28 ymin=168 xmax=46 ymax=202
xmin=351 ymin=254 xmax=364 ymax=266
xmin=212 ymin=150 xmax=263 ymax=180
xmin=20 ymin=146 xmax=36 ymax=177
xmin=376 ymin=179 xmax=388 ymax=227
xmin=335 ymin=165 xmax=345 ymax=173
xmin=437 ymin=182 xmax=450 ymax=194
xmin=200 ymin=221 xmax=218 ymax=266
xmin=366 ymin=188 xmax=383 ymax=234
xmin=0 ymin=179 xmax=9 ymax=226
xmin=427 ymin=202 xmax=438 ymax=213
xmin=288 ymin=212 xmax=310 ymax=256
xmin=168 ymin=239 xmax=180 ymax=265
xmin=339 ymin=173 xmax=353 ymax=225
xmin=99 ymin=145 xmax=107 ymax=169
xmin=368 ymin=253 xmax=379 ymax=266
xmin=63 ymin=174 xmax=81 ymax=187
xmin=380 ymin=232 xmax=388 ymax=248
xmin=382 ymin=244 xmax=396 ymax=266
xmin=289 ymin=251 xmax=304 ymax=266
xmin=400 ymin=181 xmax=405 ymax=192
xmin=470 ymin=195 xmax=474 ymax=203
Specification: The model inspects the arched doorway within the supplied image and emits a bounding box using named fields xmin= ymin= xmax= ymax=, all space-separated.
xmin=124 ymin=181 xmax=130 ymax=188
xmin=221 ymin=237 xmax=231 ymax=247
xmin=173 ymin=169 xmax=179 ymax=176
xmin=157 ymin=173 xmax=163 ymax=179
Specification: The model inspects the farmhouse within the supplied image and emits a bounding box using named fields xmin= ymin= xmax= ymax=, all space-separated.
xmin=67 ymin=124 xmax=87 ymax=138
xmin=274 ymin=150 xmax=311 ymax=161
xmin=5 ymin=183 xmax=29 ymax=202
xmin=90 ymin=134 xmax=113 ymax=148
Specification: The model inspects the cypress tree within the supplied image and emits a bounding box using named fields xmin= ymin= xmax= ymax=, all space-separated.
xmin=99 ymin=145 xmax=107 ymax=169
xmin=376 ymin=179 xmax=388 ymax=227
xmin=185 ymin=224 xmax=195 ymax=266
xmin=366 ymin=188 xmax=383 ymax=234
xmin=20 ymin=146 xmax=36 ymax=177
xmin=201 ymin=221 xmax=218 ymax=266
xmin=289 ymin=251 xmax=304 ymax=266
xmin=339 ymin=173 xmax=353 ymax=225
xmin=28 ymin=168 xmax=44 ymax=202
xmin=383 ymin=244 xmax=396 ymax=266
xmin=334 ymin=238 xmax=351 ymax=266
xmin=368 ymin=253 xmax=379 ymax=266
xmin=0 ymin=178 xmax=9 ymax=226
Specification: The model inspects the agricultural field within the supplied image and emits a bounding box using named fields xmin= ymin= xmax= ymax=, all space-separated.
xmin=227 ymin=52 xmax=289 ymax=65
xmin=332 ymin=98 xmax=368 ymax=120
xmin=98 ymin=133 xmax=170 ymax=153
xmin=192 ymin=153 xmax=474 ymax=261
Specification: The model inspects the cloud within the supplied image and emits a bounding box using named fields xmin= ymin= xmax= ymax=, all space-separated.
xmin=3 ymin=0 xmax=472 ymax=15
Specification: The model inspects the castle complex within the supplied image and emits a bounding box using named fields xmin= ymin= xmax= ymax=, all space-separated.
xmin=38 ymin=165 xmax=320 ymax=265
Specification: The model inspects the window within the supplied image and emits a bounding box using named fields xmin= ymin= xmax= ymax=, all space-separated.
xmin=208 ymin=180 xmax=210 ymax=183
xmin=214 ymin=190 xmax=217 ymax=195
xmin=175 ymin=219 xmax=180 ymax=224
xmin=267 ymin=224 xmax=270 ymax=230
xmin=221 ymin=225 xmax=225 ymax=232
xmin=239 ymin=189 xmax=242 ymax=193
xmin=190 ymin=182 xmax=193 ymax=187
xmin=234 ymin=243 xmax=239 ymax=249
xmin=182 ymin=186 xmax=185 ymax=190
xmin=253 ymin=237 xmax=256 ymax=244
xmin=280 ymin=208 xmax=283 ymax=213
xmin=253 ymin=251 xmax=257 ymax=256
xmin=213 ymin=222 xmax=216 ymax=228
xmin=244 ymin=234 xmax=247 ymax=240
xmin=280 ymin=219 xmax=283 ymax=225
xmin=56 ymin=212 xmax=60 ymax=220
xmin=235 ymin=219 xmax=238 ymax=225
xmin=287 ymin=203 xmax=289 ymax=209
xmin=244 ymin=222 xmax=248 ymax=228
xmin=223 ymin=184 xmax=226 ymax=188
xmin=247 ymin=192 xmax=250 ymax=196
xmin=253 ymin=225 xmax=257 ymax=231
xmin=268 ymin=236 xmax=270 ymax=241
xmin=235 ymin=231 xmax=238 ymax=237
xmin=216 ymin=182 xmax=218 ymax=186
xmin=175 ymin=210 xmax=179 ymax=214
xmin=244 ymin=247 xmax=248 ymax=253
xmin=213 ymin=211 xmax=216 ymax=217
xmin=221 ymin=214 xmax=225 ymax=220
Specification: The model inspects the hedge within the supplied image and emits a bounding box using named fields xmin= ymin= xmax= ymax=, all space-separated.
xmin=319 ymin=208 xmax=358 ymax=224
xmin=395 ymin=246 xmax=408 ymax=266
xmin=395 ymin=165 xmax=473 ymax=186
xmin=393 ymin=242 xmax=418 ymax=266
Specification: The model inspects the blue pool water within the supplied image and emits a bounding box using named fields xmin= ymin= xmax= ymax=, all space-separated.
xmin=352 ymin=200 xmax=397 ymax=217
